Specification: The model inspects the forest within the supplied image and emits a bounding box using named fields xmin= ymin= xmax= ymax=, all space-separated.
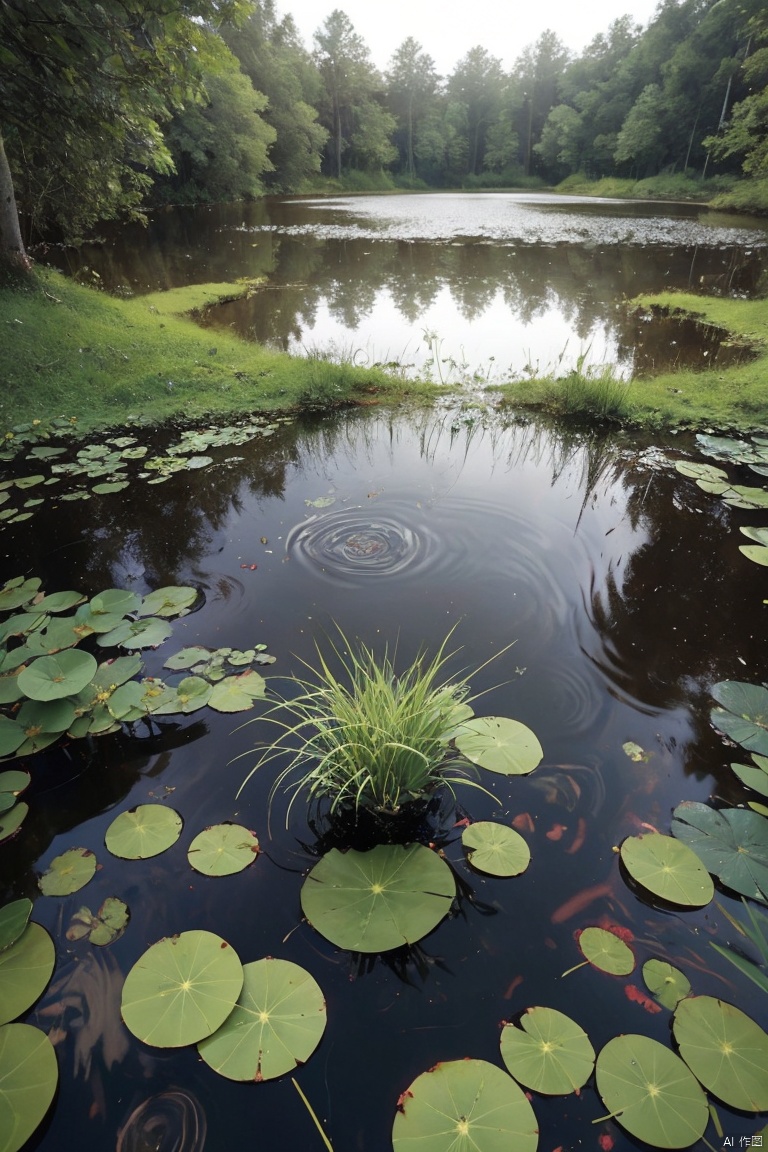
xmin=1 ymin=0 xmax=767 ymax=261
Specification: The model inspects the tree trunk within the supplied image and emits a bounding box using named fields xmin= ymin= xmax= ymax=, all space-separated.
xmin=0 ymin=133 xmax=31 ymax=274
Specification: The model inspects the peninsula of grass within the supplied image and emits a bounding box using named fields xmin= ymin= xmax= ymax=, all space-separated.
xmin=0 ymin=268 xmax=418 ymax=434
xmin=494 ymin=291 xmax=768 ymax=431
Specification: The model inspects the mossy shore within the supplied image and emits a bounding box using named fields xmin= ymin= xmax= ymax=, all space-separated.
xmin=2 ymin=269 xmax=767 ymax=437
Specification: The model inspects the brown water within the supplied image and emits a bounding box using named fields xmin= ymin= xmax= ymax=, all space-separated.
xmin=1 ymin=406 xmax=767 ymax=1151
xmin=44 ymin=192 xmax=768 ymax=380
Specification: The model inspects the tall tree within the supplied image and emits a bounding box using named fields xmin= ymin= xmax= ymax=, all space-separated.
xmin=704 ymin=6 xmax=768 ymax=178
xmin=0 ymin=0 xmax=250 ymax=269
xmin=386 ymin=38 xmax=440 ymax=179
xmin=513 ymin=31 xmax=570 ymax=176
xmin=447 ymin=47 xmax=505 ymax=176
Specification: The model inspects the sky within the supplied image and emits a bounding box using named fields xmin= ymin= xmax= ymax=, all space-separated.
xmin=280 ymin=0 xmax=665 ymax=74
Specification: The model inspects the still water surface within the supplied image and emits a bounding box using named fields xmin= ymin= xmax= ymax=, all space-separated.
xmin=2 ymin=405 xmax=766 ymax=1151
xmin=50 ymin=192 xmax=768 ymax=379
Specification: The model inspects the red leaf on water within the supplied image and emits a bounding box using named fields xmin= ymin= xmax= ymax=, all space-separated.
xmin=512 ymin=812 xmax=535 ymax=834
xmin=624 ymin=984 xmax=661 ymax=1013
xmin=551 ymin=882 xmax=612 ymax=924
xmin=598 ymin=1135 xmax=614 ymax=1151
xmin=546 ymin=824 xmax=567 ymax=841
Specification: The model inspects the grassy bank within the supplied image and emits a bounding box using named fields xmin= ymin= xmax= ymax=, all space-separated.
xmin=494 ymin=293 xmax=768 ymax=430
xmin=0 ymin=269 xmax=418 ymax=434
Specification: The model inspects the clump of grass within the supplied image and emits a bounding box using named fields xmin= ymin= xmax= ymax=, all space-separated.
xmin=238 ymin=629 xmax=505 ymax=821
xmin=542 ymin=361 xmax=633 ymax=422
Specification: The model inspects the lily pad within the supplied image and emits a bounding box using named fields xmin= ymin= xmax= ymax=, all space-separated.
xmin=208 ymin=671 xmax=266 ymax=712
xmin=0 ymin=923 xmax=56 ymax=1024
xmin=151 ymin=676 xmax=211 ymax=715
xmin=38 ymin=848 xmax=97 ymax=896
xmin=187 ymin=824 xmax=259 ymax=876
xmin=0 ymin=578 xmax=40 ymax=612
xmin=620 ymin=832 xmax=714 ymax=906
xmin=711 ymin=680 xmax=768 ymax=757
xmin=98 ymin=617 xmax=173 ymax=649
xmin=500 ymin=1006 xmax=595 ymax=1094
xmin=642 ymin=959 xmax=691 ymax=1011
xmin=455 ymin=716 xmax=543 ymax=776
xmin=66 ymin=897 xmax=129 ymax=946
xmin=0 ymin=771 xmax=28 ymax=807
xmin=164 ymin=646 xmax=213 ymax=671
xmin=301 ymin=843 xmax=455 ymax=953
xmin=0 ymin=804 xmax=28 ymax=844
xmin=198 ymin=958 xmax=326 ymax=1081
xmin=577 ymin=926 xmax=635 ymax=975
xmin=121 ymin=930 xmax=244 ymax=1047
xmin=392 ymin=1058 xmax=538 ymax=1152
xmin=138 ymin=586 xmax=197 ymax=618
xmin=105 ymin=804 xmax=182 ymax=859
xmin=462 ymin=822 xmax=531 ymax=876
xmin=17 ymin=650 xmax=97 ymax=701
xmin=671 ymin=801 xmax=768 ymax=902
xmin=90 ymin=588 xmax=142 ymax=617
xmin=0 ymin=900 xmax=32 ymax=953
xmin=673 ymin=995 xmax=768 ymax=1112
xmin=92 ymin=481 xmax=128 ymax=494
xmin=0 ymin=1023 xmax=58 ymax=1152
xmin=674 ymin=460 xmax=729 ymax=483
xmin=730 ymin=753 xmax=768 ymax=798
xmin=0 ymin=719 xmax=25 ymax=759
xmin=740 ymin=526 xmax=768 ymax=547
xmin=595 ymin=1033 xmax=708 ymax=1148
xmin=740 ymin=544 xmax=768 ymax=566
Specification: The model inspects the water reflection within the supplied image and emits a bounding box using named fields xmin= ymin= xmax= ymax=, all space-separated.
xmin=43 ymin=194 xmax=768 ymax=379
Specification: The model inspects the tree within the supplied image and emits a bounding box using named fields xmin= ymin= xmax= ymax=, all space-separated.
xmin=513 ymin=31 xmax=570 ymax=176
xmin=704 ymin=7 xmax=768 ymax=178
xmin=534 ymin=104 xmax=583 ymax=177
xmin=386 ymin=38 xmax=440 ymax=179
xmin=447 ymin=47 xmax=505 ymax=175
xmin=614 ymin=83 xmax=666 ymax=174
xmin=0 ymin=0 xmax=249 ymax=269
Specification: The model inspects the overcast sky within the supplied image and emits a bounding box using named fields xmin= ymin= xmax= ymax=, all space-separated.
xmin=280 ymin=0 xmax=664 ymax=74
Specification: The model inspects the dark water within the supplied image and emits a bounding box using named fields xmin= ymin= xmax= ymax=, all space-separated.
xmin=44 ymin=192 xmax=768 ymax=380
xmin=1 ymin=406 xmax=767 ymax=1151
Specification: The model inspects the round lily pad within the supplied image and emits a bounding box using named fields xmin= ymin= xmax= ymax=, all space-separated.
xmin=671 ymin=802 xmax=768 ymax=902
xmin=0 ymin=804 xmax=28 ymax=844
xmin=595 ymin=1034 xmax=708 ymax=1148
xmin=301 ymin=843 xmax=455 ymax=953
xmin=620 ymin=832 xmax=714 ymax=906
xmin=711 ymin=681 xmax=768 ymax=757
xmin=105 ymin=804 xmax=183 ymax=859
xmin=392 ymin=1058 xmax=538 ymax=1152
xmin=462 ymin=822 xmax=531 ymax=876
xmin=0 ymin=899 xmax=32 ymax=952
xmin=138 ymin=586 xmax=197 ymax=618
xmin=642 ymin=959 xmax=691 ymax=1011
xmin=577 ymin=926 xmax=635 ymax=975
xmin=0 ymin=923 xmax=55 ymax=1024
xmin=673 ymin=995 xmax=768 ymax=1112
xmin=187 ymin=824 xmax=259 ymax=876
xmin=0 ymin=1023 xmax=58 ymax=1152
xmin=66 ymin=897 xmax=129 ymax=946
xmin=121 ymin=930 xmax=244 ymax=1047
xmin=500 ymin=1006 xmax=595 ymax=1094
xmin=0 ymin=721 xmax=25 ymax=759
xmin=31 ymin=591 xmax=84 ymax=613
xmin=740 ymin=544 xmax=768 ymax=566
xmin=98 ymin=617 xmax=173 ymax=650
xmin=455 ymin=716 xmax=543 ymax=775
xmin=198 ymin=958 xmax=326 ymax=1081
xmin=208 ymin=671 xmax=266 ymax=712
xmin=38 ymin=847 xmax=96 ymax=896
xmin=17 ymin=649 xmax=97 ymax=701
xmin=151 ymin=676 xmax=211 ymax=715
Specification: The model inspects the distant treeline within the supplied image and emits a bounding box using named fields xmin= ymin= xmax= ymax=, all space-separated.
xmin=1 ymin=0 xmax=767 ymax=251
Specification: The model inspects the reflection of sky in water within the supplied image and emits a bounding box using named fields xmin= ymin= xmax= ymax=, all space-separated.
xmin=284 ymin=283 xmax=625 ymax=380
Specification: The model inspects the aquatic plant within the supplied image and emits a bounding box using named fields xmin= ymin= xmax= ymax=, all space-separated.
xmin=238 ymin=630 xmax=541 ymax=820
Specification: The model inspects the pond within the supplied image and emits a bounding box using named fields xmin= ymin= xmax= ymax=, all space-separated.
xmin=47 ymin=192 xmax=768 ymax=380
xmin=1 ymin=404 xmax=767 ymax=1151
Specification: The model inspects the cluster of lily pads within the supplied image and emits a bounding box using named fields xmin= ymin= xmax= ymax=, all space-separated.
xmin=0 ymin=415 xmax=292 ymax=530
xmin=0 ymin=574 xmax=274 ymax=842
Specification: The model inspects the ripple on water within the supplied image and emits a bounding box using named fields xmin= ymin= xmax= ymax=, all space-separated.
xmin=116 ymin=1090 xmax=206 ymax=1152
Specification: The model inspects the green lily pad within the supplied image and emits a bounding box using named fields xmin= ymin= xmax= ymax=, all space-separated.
xmin=0 ymin=1023 xmax=58 ymax=1152
xmin=98 ymin=617 xmax=173 ymax=649
xmin=392 ymin=1058 xmax=538 ymax=1152
xmin=151 ymin=676 xmax=211 ymax=715
xmin=740 ymin=545 xmax=768 ymax=566
xmin=301 ymin=843 xmax=455 ymax=953
xmin=17 ymin=698 xmax=76 ymax=737
xmin=184 ymin=455 xmax=214 ymax=470
xmin=92 ymin=481 xmax=128 ymax=494
xmin=0 ymin=804 xmax=28 ymax=844
xmin=462 ymin=822 xmax=531 ymax=876
xmin=500 ymin=1006 xmax=595 ymax=1094
xmin=455 ymin=716 xmax=543 ymax=776
xmin=0 ymin=719 xmax=25 ymax=759
xmin=620 ymin=832 xmax=714 ymax=906
xmin=24 ymin=616 xmax=81 ymax=654
xmin=121 ymin=930 xmax=244 ymax=1047
xmin=740 ymin=526 xmax=768 ymax=547
xmin=91 ymin=654 xmax=144 ymax=689
xmin=673 ymin=995 xmax=768 ymax=1112
xmin=577 ymin=926 xmax=635 ymax=975
xmin=0 ymin=579 xmax=40 ymax=612
xmin=104 ymin=681 xmax=148 ymax=720
xmin=0 ymin=900 xmax=32 ymax=953
xmin=38 ymin=847 xmax=97 ymax=896
xmin=723 ymin=485 xmax=768 ymax=509
xmin=208 ymin=671 xmax=266 ymax=712
xmin=0 ymin=923 xmax=56 ymax=1024
xmin=90 ymin=589 xmax=142 ymax=617
xmin=227 ymin=649 xmax=255 ymax=667
xmin=642 ymin=959 xmax=691 ymax=1011
xmin=674 ymin=460 xmax=729 ymax=483
xmin=305 ymin=495 xmax=336 ymax=508
xmin=138 ymin=586 xmax=197 ymax=618
xmin=17 ymin=649 xmax=97 ymax=701
xmin=66 ymin=897 xmax=129 ymax=946
xmin=671 ymin=801 xmax=768 ymax=902
xmin=187 ymin=824 xmax=259 ymax=876
xmin=164 ymin=646 xmax=213 ymax=671
xmin=30 ymin=591 xmax=84 ymax=614
xmin=14 ymin=476 xmax=44 ymax=490
xmin=105 ymin=804 xmax=182 ymax=859
xmin=730 ymin=753 xmax=768 ymax=797
xmin=711 ymin=681 xmax=768 ymax=757
xmin=595 ymin=1034 xmax=708 ymax=1148
xmin=198 ymin=958 xmax=326 ymax=1081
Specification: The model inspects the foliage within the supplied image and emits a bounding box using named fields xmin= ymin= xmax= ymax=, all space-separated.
xmin=500 ymin=1008 xmax=595 ymax=1095
xmin=0 ymin=1024 xmax=58 ymax=1152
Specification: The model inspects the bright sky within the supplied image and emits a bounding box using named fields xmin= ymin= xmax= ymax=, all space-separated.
xmin=280 ymin=0 xmax=664 ymax=74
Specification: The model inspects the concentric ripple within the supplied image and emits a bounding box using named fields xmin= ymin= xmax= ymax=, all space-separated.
xmin=286 ymin=505 xmax=435 ymax=584
xmin=116 ymin=1089 xmax=206 ymax=1152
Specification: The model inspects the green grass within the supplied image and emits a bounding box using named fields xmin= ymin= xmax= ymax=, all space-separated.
xmin=238 ymin=630 xmax=498 ymax=820
xmin=0 ymin=268 xmax=418 ymax=435
xmin=555 ymin=172 xmax=738 ymax=203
